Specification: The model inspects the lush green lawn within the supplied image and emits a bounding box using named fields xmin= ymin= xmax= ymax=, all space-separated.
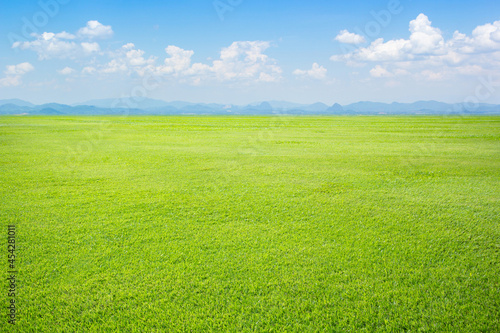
xmin=1 ymin=116 xmax=499 ymax=332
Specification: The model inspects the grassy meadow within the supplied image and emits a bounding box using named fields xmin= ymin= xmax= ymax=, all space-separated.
xmin=1 ymin=115 xmax=499 ymax=332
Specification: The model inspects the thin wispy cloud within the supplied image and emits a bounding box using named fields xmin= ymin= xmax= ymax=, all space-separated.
xmin=293 ymin=63 xmax=327 ymax=80
xmin=0 ymin=62 xmax=34 ymax=87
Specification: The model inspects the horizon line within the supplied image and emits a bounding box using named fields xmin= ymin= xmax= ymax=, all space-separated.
xmin=1 ymin=97 xmax=498 ymax=107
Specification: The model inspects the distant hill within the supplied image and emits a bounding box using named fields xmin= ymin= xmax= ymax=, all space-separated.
xmin=341 ymin=101 xmax=500 ymax=114
xmin=267 ymin=101 xmax=306 ymax=110
xmin=0 ymin=103 xmax=33 ymax=114
xmin=303 ymin=102 xmax=329 ymax=112
xmin=0 ymin=99 xmax=35 ymax=107
xmin=326 ymin=103 xmax=344 ymax=114
xmin=74 ymin=97 xmax=171 ymax=109
xmin=31 ymin=108 xmax=64 ymax=115
xmin=1 ymin=99 xmax=499 ymax=115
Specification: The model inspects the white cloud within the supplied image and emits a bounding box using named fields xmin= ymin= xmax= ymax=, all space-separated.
xmin=0 ymin=76 xmax=22 ymax=87
xmin=11 ymin=21 xmax=111 ymax=59
xmin=370 ymin=65 xmax=393 ymax=78
xmin=12 ymin=33 xmax=101 ymax=60
xmin=13 ymin=35 xmax=78 ymax=60
xmin=11 ymin=15 xmax=280 ymax=85
xmin=492 ymin=29 xmax=500 ymax=43
xmin=408 ymin=14 xmax=445 ymax=55
xmin=293 ymin=63 xmax=327 ymax=79
xmin=335 ymin=30 xmax=366 ymax=44
xmin=77 ymin=20 xmax=113 ymax=39
xmin=258 ymin=72 xmax=278 ymax=82
xmin=332 ymin=14 xmax=500 ymax=63
xmin=101 ymin=59 xmax=128 ymax=74
xmin=122 ymin=43 xmax=135 ymax=50
xmin=455 ymin=64 xmax=485 ymax=76
xmin=368 ymin=65 xmax=411 ymax=78
xmin=126 ymin=49 xmax=149 ymax=66
xmin=58 ymin=67 xmax=75 ymax=75
xmin=447 ymin=21 xmax=500 ymax=54
xmin=332 ymin=14 xmax=447 ymax=62
xmin=210 ymin=41 xmax=282 ymax=82
xmin=55 ymin=31 xmax=76 ymax=39
xmin=471 ymin=21 xmax=500 ymax=50
xmin=184 ymin=62 xmax=211 ymax=76
xmin=99 ymin=43 xmax=156 ymax=75
xmin=152 ymin=41 xmax=281 ymax=83
xmin=158 ymin=45 xmax=195 ymax=74
xmin=81 ymin=42 xmax=100 ymax=54
xmin=12 ymin=19 xmax=281 ymax=85
xmin=5 ymin=62 xmax=35 ymax=76
xmin=332 ymin=14 xmax=500 ymax=82
xmin=358 ymin=38 xmax=409 ymax=62
xmin=0 ymin=62 xmax=34 ymax=87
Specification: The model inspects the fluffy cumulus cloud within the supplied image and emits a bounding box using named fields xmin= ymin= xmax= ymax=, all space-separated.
xmin=73 ymin=40 xmax=281 ymax=85
xmin=158 ymin=46 xmax=197 ymax=75
xmin=333 ymin=14 xmax=446 ymax=62
xmin=408 ymin=14 xmax=445 ymax=55
xmin=332 ymin=14 xmax=500 ymax=80
xmin=0 ymin=62 xmax=34 ymax=87
xmin=293 ymin=63 xmax=327 ymax=79
xmin=448 ymin=20 xmax=500 ymax=53
xmin=12 ymin=21 xmax=108 ymax=59
xmin=10 ymin=16 xmax=281 ymax=86
xmin=210 ymin=41 xmax=282 ymax=82
xmin=121 ymin=41 xmax=282 ymax=84
xmin=99 ymin=43 xmax=156 ymax=75
xmin=11 ymin=18 xmax=281 ymax=86
xmin=77 ymin=21 xmax=113 ymax=39
xmin=335 ymin=30 xmax=366 ymax=44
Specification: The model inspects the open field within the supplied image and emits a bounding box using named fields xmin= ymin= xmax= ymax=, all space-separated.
xmin=1 ymin=115 xmax=499 ymax=332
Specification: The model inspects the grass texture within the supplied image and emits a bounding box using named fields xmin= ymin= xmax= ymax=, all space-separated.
xmin=1 ymin=115 xmax=499 ymax=332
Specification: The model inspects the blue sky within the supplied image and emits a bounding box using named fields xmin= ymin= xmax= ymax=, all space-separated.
xmin=1 ymin=0 xmax=499 ymax=105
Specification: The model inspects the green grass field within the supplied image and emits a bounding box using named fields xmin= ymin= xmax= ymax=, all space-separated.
xmin=1 ymin=116 xmax=499 ymax=332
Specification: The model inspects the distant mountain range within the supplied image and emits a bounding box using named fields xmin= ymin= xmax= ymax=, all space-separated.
xmin=1 ymin=98 xmax=499 ymax=115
